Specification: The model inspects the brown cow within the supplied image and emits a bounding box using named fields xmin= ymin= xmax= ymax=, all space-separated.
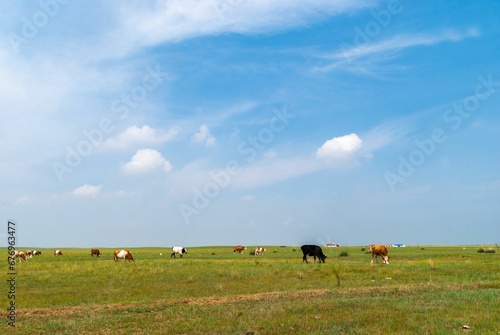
xmin=91 ymin=249 xmax=101 ymax=257
xmin=114 ymin=250 xmax=134 ymax=262
xmin=54 ymin=250 xmax=63 ymax=256
xmin=25 ymin=250 xmax=33 ymax=258
xmin=369 ymin=244 xmax=389 ymax=264
xmin=233 ymin=245 xmax=247 ymax=254
xmin=15 ymin=250 xmax=27 ymax=262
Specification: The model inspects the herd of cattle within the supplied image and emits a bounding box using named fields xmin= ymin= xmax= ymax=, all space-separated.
xmin=13 ymin=244 xmax=390 ymax=264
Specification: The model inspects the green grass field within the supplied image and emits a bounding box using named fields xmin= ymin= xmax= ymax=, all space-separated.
xmin=2 ymin=245 xmax=499 ymax=334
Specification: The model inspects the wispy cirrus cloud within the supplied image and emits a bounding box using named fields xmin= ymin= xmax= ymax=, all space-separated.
xmin=110 ymin=0 xmax=376 ymax=57
xmin=313 ymin=28 xmax=481 ymax=74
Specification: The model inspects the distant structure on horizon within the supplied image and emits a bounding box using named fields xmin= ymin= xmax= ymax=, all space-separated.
xmin=324 ymin=242 xmax=340 ymax=248
xmin=392 ymin=244 xmax=406 ymax=247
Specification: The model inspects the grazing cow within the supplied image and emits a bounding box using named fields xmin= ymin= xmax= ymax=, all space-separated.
xmin=33 ymin=250 xmax=42 ymax=256
xmin=171 ymin=246 xmax=188 ymax=258
xmin=254 ymin=247 xmax=266 ymax=255
xmin=54 ymin=250 xmax=63 ymax=256
xmin=369 ymin=244 xmax=389 ymax=264
xmin=114 ymin=249 xmax=134 ymax=262
xmin=233 ymin=245 xmax=247 ymax=254
xmin=15 ymin=250 xmax=27 ymax=262
xmin=301 ymin=245 xmax=327 ymax=263
xmin=90 ymin=249 xmax=101 ymax=257
xmin=25 ymin=250 xmax=33 ymax=258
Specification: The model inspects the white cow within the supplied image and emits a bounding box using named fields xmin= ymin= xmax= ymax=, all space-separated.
xmin=171 ymin=246 xmax=188 ymax=258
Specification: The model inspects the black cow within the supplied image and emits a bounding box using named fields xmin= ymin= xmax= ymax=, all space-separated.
xmin=301 ymin=245 xmax=327 ymax=263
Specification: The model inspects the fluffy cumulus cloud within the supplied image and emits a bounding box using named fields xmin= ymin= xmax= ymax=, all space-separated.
xmin=72 ymin=184 xmax=103 ymax=198
xmin=316 ymin=133 xmax=363 ymax=159
xmin=122 ymin=149 xmax=173 ymax=174
xmin=192 ymin=125 xmax=216 ymax=147
xmin=99 ymin=125 xmax=177 ymax=151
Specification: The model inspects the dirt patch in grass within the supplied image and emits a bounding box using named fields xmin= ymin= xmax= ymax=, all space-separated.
xmin=17 ymin=282 xmax=494 ymax=319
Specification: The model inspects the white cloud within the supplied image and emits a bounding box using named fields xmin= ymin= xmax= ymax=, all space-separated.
xmin=316 ymin=133 xmax=363 ymax=159
xmin=72 ymin=184 xmax=103 ymax=198
xmin=99 ymin=125 xmax=177 ymax=151
xmin=314 ymin=28 xmax=481 ymax=74
xmin=112 ymin=1 xmax=374 ymax=57
xmin=122 ymin=149 xmax=173 ymax=174
xmin=192 ymin=125 xmax=216 ymax=147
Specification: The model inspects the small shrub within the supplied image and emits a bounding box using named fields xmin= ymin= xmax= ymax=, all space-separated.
xmin=477 ymin=248 xmax=485 ymax=253
xmin=485 ymin=248 xmax=496 ymax=254
xmin=360 ymin=247 xmax=366 ymax=252
xmin=339 ymin=251 xmax=348 ymax=257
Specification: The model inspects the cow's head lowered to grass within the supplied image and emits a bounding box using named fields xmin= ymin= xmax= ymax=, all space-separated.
xmin=114 ymin=250 xmax=134 ymax=262
xmin=369 ymin=244 xmax=389 ymax=264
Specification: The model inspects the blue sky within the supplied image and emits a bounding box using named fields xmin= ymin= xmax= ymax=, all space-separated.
xmin=1 ymin=0 xmax=499 ymax=248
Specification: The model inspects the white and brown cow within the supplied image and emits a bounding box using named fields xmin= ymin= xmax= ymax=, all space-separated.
xmin=25 ymin=250 xmax=33 ymax=258
xmin=114 ymin=249 xmax=134 ymax=262
xmin=171 ymin=246 xmax=188 ymax=258
xmin=32 ymin=250 xmax=42 ymax=256
xmin=369 ymin=244 xmax=389 ymax=264
xmin=90 ymin=249 xmax=101 ymax=257
xmin=233 ymin=245 xmax=247 ymax=254
xmin=254 ymin=247 xmax=266 ymax=255
xmin=54 ymin=250 xmax=63 ymax=256
xmin=15 ymin=250 xmax=27 ymax=262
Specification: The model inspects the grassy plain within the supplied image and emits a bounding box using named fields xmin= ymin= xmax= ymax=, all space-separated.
xmin=2 ymin=245 xmax=499 ymax=334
